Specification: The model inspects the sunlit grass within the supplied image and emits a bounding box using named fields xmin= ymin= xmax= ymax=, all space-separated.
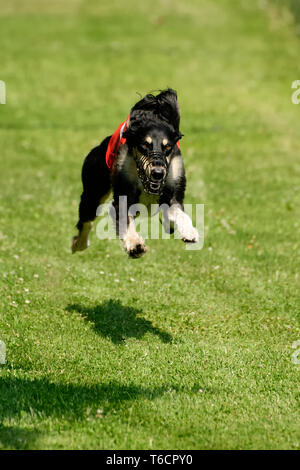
xmin=0 ymin=0 xmax=299 ymax=450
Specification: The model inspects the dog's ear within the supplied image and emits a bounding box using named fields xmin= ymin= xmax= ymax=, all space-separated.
xmin=126 ymin=94 xmax=157 ymax=138
xmin=126 ymin=88 xmax=181 ymax=137
xmin=156 ymin=88 xmax=181 ymax=133
xmin=175 ymin=131 xmax=184 ymax=143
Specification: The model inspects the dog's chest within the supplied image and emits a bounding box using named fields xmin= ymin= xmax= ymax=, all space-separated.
xmin=138 ymin=190 xmax=159 ymax=210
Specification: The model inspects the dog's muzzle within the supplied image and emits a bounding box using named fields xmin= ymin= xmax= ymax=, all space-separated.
xmin=135 ymin=151 xmax=168 ymax=195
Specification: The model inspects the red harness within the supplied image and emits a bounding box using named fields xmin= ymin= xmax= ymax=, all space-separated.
xmin=106 ymin=116 xmax=130 ymax=170
xmin=105 ymin=116 xmax=180 ymax=171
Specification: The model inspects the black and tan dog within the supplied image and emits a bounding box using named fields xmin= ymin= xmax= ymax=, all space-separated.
xmin=72 ymin=88 xmax=198 ymax=258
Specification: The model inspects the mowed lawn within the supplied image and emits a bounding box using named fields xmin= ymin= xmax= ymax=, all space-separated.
xmin=0 ymin=0 xmax=300 ymax=450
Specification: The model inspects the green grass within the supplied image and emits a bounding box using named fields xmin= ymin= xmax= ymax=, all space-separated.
xmin=0 ymin=0 xmax=300 ymax=450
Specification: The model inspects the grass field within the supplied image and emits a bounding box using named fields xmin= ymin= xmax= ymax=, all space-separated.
xmin=0 ymin=0 xmax=300 ymax=450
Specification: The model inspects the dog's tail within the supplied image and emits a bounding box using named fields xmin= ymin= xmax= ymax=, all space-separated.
xmin=128 ymin=88 xmax=181 ymax=134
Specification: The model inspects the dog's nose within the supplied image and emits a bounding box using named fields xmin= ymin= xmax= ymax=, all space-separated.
xmin=151 ymin=167 xmax=165 ymax=181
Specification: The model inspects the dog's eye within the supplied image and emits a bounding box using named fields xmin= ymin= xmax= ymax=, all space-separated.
xmin=164 ymin=144 xmax=172 ymax=153
xmin=139 ymin=144 xmax=147 ymax=153
xmin=140 ymin=141 xmax=151 ymax=152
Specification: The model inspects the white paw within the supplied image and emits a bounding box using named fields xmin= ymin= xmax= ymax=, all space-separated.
xmin=181 ymin=226 xmax=199 ymax=243
xmin=71 ymin=235 xmax=90 ymax=253
xmin=124 ymin=236 xmax=147 ymax=258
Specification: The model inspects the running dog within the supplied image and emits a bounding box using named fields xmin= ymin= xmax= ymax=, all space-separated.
xmin=72 ymin=88 xmax=199 ymax=258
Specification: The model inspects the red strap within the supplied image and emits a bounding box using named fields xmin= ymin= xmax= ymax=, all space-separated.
xmin=106 ymin=116 xmax=129 ymax=170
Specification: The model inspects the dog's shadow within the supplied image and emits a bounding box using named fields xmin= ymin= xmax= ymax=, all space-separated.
xmin=66 ymin=300 xmax=172 ymax=344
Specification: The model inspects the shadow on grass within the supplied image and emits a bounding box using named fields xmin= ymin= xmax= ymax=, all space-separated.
xmin=0 ymin=376 xmax=180 ymax=449
xmin=66 ymin=299 xmax=172 ymax=344
xmin=0 ymin=377 xmax=172 ymax=419
xmin=0 ymin=425 xmax=39 ymax=450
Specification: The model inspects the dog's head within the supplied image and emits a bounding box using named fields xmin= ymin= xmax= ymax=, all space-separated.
xmin=131 ymin=124 xmax=181 ymax=195
xmin=124 ymin=89 xmax=183 ymax=195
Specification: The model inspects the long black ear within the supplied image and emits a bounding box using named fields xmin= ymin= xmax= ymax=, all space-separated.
xmin=155 ymin=88 xmax=181 ymax=133
xmin=126 ymin=88 xmax=181 ymax=137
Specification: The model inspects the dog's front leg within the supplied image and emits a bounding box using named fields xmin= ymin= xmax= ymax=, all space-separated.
xmin=114 ymin=199 xmax=147 ymax=258
xmin=164 ymin=203 xmax=199 ymax=243
xmin=122 ymin=215 xmax=147 ymax=258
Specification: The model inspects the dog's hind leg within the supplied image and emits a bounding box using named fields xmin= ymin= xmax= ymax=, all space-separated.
xmin=71 ymin=225 xmax=92 ymax=253
xmin=72 ymin=139 xmax=111 ymax=253
xmin=72 ymin=189 xmax=113 ymax=253
xmin=71 ymin=193 xmax=97 ymax=253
